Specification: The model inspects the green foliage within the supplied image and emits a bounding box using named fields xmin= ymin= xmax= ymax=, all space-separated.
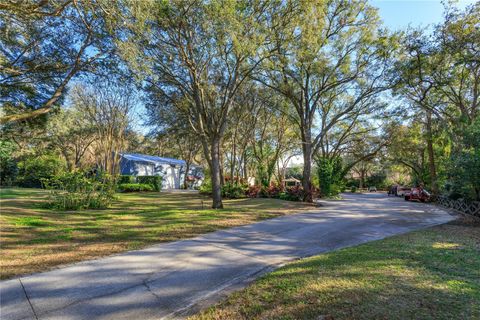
xmin=366 ymin=172 xmax=387 ymax=189
xmin=0 ymin=140 xmax=18 ymax=186
xmin=285 ymin=166 xmax=303 ymax=181
xmin=136 ymin=176 xmax=162 ymax=191
xmin=118 ymin=183 xmax=154 ymax=193
xmin=199 ymin=178 xmax=212 ymax=195
xmin=221 ymin=182 xmax=247 ymax=199
xmin=351 ymin=186 xmax=357 ymax=193
xmin=0 ymin=1 xmax=114 ymax=123
xmin=17 ymin=154 xmax=66 ymax=188
xmin=316 ymin=157 xmax=344 ymax=197
xmin=447 ymin=118 xmax=480 ymax=201
xmin=118 ymin=175 xmax=135 ymax=184
xmin=43 ymin=171 xmax=116 ymax=210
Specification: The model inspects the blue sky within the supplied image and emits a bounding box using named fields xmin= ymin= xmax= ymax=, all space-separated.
xmin=371 ymin=0 xmax=476 ymax=30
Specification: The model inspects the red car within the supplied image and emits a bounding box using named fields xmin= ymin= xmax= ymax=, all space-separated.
xmin=404 ymin=187 xmax=431 ymax=202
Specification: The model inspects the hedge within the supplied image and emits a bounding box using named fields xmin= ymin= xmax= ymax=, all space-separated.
xmin=137 ymin=176 xmax=162 ymax=191
xmin=118 ymin=183 xmax=154 ymax=192
xmin=118 ymin=175 xmax=135 ymax=184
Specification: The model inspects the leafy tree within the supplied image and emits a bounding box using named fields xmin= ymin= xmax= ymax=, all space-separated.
xmin=71 ymin=84 xmax=134 ymax=174
xmin=449 ymin=118 xmax=480 ymax=200
xmin=0 ymin=0 xmax=115 ymax=124
xmin=257 ymin=0 xmax=397 ymax=201
xmin=117 ymin=0 xmax=279 ymax=208
xmin=47 ymin=106 xmax=96 ymax=171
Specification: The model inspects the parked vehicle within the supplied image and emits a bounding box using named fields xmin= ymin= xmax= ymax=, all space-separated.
xmin=388 ymin=185 xmax=397 ymax=196
xmin=368 ymin=186 xmax=377 ymax=192
xmin=404 ymin=187 xmax=431 ymax=202
xmin=396 ymin=186 xmax=411 ymax=197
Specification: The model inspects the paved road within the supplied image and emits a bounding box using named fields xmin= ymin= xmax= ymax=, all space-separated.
xmin=1 ymin=193 xmax=454 ymax=320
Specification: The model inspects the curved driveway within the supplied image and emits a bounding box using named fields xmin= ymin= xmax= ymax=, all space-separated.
xmin=1 ymin=193 xmax=454 ymax=320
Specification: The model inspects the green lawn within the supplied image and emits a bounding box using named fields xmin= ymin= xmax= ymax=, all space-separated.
xmin=0 ymin=187 xmax=314 ymax=280
xmin=192 ymin=218 xmax=480 ymax=320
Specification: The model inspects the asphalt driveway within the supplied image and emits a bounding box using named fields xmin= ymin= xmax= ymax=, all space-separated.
xmin=0 ymin=193 xmax=454 ymax=320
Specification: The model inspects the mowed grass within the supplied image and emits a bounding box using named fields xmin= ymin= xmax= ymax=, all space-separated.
xmin=0 ymin=188 xmax=315 ymax=280
xmin=192 ymin=218 xmax=480 ymax=320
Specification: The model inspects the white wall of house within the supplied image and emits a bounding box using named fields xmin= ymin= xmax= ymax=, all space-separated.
xmin=162 ymin=165 xmax=182 ymax=189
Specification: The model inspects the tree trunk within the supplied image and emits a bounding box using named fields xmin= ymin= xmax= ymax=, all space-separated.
xmin=183 ymin=162 xmax=190 ymax=189
xmin=211 ymin=138 xmax=224 ymax=209
xmin=425 ymin=111 xmax=438 ymax=195
xmin=302 ymin=141 xmax=313 ymax=202
xmin=359 ymin=170 xmax=364 ymax=189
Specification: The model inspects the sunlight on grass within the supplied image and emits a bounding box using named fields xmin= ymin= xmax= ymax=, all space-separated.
xmin=13 ymin=216 xmax=51 ymax=227
xmin=432 ymin=242 xmax=462 ymax=249
xmin=0 ymin=188 xmax=315 ymax=279
xmin=191 ymin=221 xmax=480 ymax=320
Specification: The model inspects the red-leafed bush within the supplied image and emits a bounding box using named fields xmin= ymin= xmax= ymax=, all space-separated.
xmin=246 ymin=185 xmax=261 ymax=198
xmin=259 ymin=184 xmax=283 ymax=198
xmin=279 ymin=185 xmax=305 ymax=201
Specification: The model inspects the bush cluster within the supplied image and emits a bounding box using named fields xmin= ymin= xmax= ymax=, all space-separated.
xmin=278 ymin=185 xmax=305 ymax=201
xmin=200 ymin=179 xmax=304 ymax=202
xmin=43 ymin=171 xmax=116 ymax=210
xmin=118 ymin=183 xmax=154 ymax=192
xmin=222 ymin=182 xmax=246 ymax=199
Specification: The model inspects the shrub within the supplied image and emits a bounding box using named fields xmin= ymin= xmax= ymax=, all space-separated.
xmin=260 ymin=184 xmax=282 ymax=198
xmin=118 ymin=183 xmax=154 ymax=192
xmin=246 ymin=185 xmax=261 ymax=198
xmin=316 ymin=157 xmax=344 ymax=197
xmin=17 ymin=154 xmax=66 ymax=188
xmin=279 ymin=185 xmax=304 ymax=201
xmin=43 ymin=171 xmax=116 ymax=210
xmin=199 ymin=178 xmax=212 ymax=195
xmin=351 ymin=186 xmax=357 ymax=193
xmin=118 ymin=175 xmax=134 ymax=184
xmin=222 ymin=182 xmax=247 ymax=199
xmin=137 ymin=176 xmax=162 ymax=191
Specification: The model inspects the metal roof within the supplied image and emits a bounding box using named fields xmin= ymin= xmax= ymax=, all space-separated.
xmin=120 ymin=153 xmax=186 ymax=166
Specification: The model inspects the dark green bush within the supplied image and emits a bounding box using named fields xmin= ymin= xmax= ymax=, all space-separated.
xmin=118 ymin=183 xmax=154 ymax=192
xmin=351 ymin=186 xmax=357 ymax=193
xmin=222 ymin=182 xmax=246 ymax=199
xmin=136 ymin=176 xmax=162 ymax=191
xmin=118 ymin=175 xmax=135 ymax=184
xmin=43 ymin=171 xmax=116 ymax=210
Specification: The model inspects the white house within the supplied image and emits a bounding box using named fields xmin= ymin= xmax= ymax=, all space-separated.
xmin=118 ymin=153 xmax=203 ymax=189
